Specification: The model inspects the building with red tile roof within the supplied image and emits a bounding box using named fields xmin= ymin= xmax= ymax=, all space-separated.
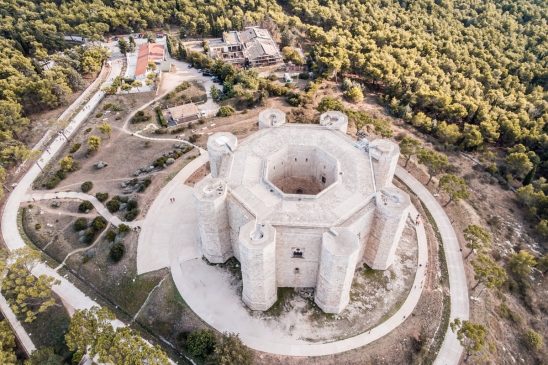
xmin=135 ymin=43 xmax=165 ymax=78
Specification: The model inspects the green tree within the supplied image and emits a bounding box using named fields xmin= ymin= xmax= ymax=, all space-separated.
xmin=505 ymin=152 xmax=533 ymax=180
xmin=209 ymin=332 xmax=252 ymax=365
xmin=317 ymin=97 xmax=344 ymax=112
xmin=399 ymin=136 xmax=421 ymax=168
xmin=25 ymin=347 xmax=64 ymax=365
xmin=0 ymin=248 xmax=59 ymax=323
xmin=66 ymin=306 xmax=169 ymax=365
xmin=436 ymin=121 xmax=461 ymax=146
xmin=417 ymin=148 xmax=449 ymax=184
xmin=450 ymin=319 xmax=488 ymax=362
xmin=439 ymin=174 xmax=469 ymax=206
xmin=217 ymin=105 xmax=235 ymax=117
xmin=59 ymin=155 xmax=74 ymax=172
xmin=87 ymin=135 xmax=101 ymax=152
xmin=186 ymin=329 xmax=216 ymax=359
xmin=463 ymin=225 xmax=491 ymax=258
xmin=471 ymin=254 xmax=507 ymax=290
xmin=508 ymin=250 xmax=536 ymax=278
xmin=0 ymin=320 xmax=17 ymax=365
xmin=461 ymin=124 xmax=483 ymax=149
xmin=118 ymin=38 xmax=129 ymax=55
xmin=344 ymin=86 xmax=364 ymax=103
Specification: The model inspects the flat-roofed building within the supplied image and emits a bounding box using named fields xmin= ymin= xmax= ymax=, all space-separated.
xmin=166 ymin=103 xmax=199 ymax=125
xmin=208 ymin=27 xmax=283 ymax=67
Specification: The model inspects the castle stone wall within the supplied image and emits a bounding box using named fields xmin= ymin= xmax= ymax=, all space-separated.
xmin=369 ymin=139 xmax=400 ymax=189
xmin=315 ymin=228 xmax=360 ymax=313
xmin=194 ymin=178 xmax=232 ymax=263
xmin=364 ymin=187 xmax=411 ymax=270
xmin=239 ymin=221 xmax=278 ymax=311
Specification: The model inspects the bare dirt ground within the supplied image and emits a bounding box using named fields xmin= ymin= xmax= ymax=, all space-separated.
xmin=33 ymin=92 xmax=199 ymax=221
xmin=248 ymin=220 xmax=418 ymax=342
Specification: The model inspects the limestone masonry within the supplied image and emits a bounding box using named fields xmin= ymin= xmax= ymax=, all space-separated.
xmin=194 ymin=109 xmax=411 ymax=313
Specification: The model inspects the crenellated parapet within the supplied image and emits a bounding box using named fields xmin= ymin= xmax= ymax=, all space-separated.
xmin=258 ymin=108 xmax=286 ymax=129
xmin=194 ymin=177 xmax=232 ymax=263
xmin=319 ymin=111 xmax=349 ymax=134
xmin=238 ymin=221 xmax=277 ymax=311
xmin=364 ymin=187 xmax=411 ymax=270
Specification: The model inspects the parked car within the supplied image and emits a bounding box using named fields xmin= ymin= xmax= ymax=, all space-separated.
xmin=188 ymin=64 xmax=193 ymax=68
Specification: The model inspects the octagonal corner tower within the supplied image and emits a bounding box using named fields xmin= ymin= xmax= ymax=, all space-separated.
xmin=194 ymin=108 xmax=410 ymax=313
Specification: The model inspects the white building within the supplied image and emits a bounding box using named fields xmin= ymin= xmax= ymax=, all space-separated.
xmin=194 ymin=109 xmax=410 ymax=314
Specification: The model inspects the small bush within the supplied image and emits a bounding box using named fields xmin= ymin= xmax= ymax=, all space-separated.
xmin=188 ymin=134 xmax=198 ymax=143
xmin=118 ymin=224 xmax=130 ymax=234
xmin=109 ymin=242 xmax=125 ymax=262
xmin=525 ymin=329 xmax=544 ymax=351
xmin=126 ymin=199 xmax=139 ymax=210
xmin=34 ymin=223 xmax=41 ymax=230
xmin=131 ymin=110 xmax=151 ymax=124
xmin=81 ymin=181 xmax=93 ymax=193
xmin=91 ymin=216 xmax=107 ymax=231
xmin=124 ymin=209 xmax=140 ymax=221
xmin=69 ymin=143 xmax=81 ymax=153
xmin=55 ymin=169 xmax=67 ymax=180
xmin=105 ymin=229 xmax=117 ymax=242
xmin=95 ymin=192 xmax=109 ymax=202
xmin=85 ymin=127 xmax=92 ymax=133
xmin=82 ymin=229 xmax=95 ymax=245
xmin=186 ymin=329 xmax=216 ymax=359
xmin=106 ymin=199 xmax=120 ymax=213
xmin=78 ymin=200 xmax=94 ymax=213
xmin=216 ymin=105 xmax=235 ymax=117
xmin=74 ymin=218 xmax=88 ymax=231
xmin=95 ymin=112 xmax=103 ymax=118
xmin=44 ymin=176 xmax=61 ymax=189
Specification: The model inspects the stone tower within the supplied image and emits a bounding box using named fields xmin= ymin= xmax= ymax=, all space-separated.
xmin=369 ymin=139 xmax=400 ymax=188
xmin=258 ymin=108 xmax=286 ymax=129
xmin=319 ymin=111 xmax=349 ymax=134
xmin=315 ymin=228 xmax=361 ymax=314
xmin=238 ymin=221 xmax=277 ymax=311
xmin=207 ymin=132 xmax=238 ymax=178
xmin=194 ymin=178 xmax=232 ymax=263
xmin=364 ymin=187 xmax=411 ymax=270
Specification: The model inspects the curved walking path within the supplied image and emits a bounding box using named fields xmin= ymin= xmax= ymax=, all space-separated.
xmin=395 ymin=167 xmax=469 ymax=365
xmin=136 ymin=153 xmax=431 ymax=357
xmin=1 ymin=58 xmax=124 ymax=317
xmin=23 ymin=191 xmax=141 ymax=228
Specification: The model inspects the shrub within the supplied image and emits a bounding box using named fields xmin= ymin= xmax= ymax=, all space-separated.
xmin=216 ymin=105 xmax=235 ymax=117
xmin=78 ymin=200 xmax=94 ymax=213
xmin=188 ymin=134 xmax=198 ymax=143
xmin=69 ymin=143 xmax=81 ymax=153
xmin=91 ymin=216 xmax=107 ymax=231
xmin=186 ymin=329 xmax=216 ymax=359
xmin=131 ymin=110 xmax=151 ymax=124
xmin=118 ymin=224 xmax=130 ymax=234
xmin=209 ymin=333 xmax=252 ymax=365
xmin=95 ymin=192 xmax=109 ymax=202
xmin=54 ymin=169 xmax=67 ymax=180
xmin=126 ymin=199 xmax=138 ymax=210
xmin=82 ymin=228 xmax=96 ymax=245
xmin=34 ymin=223 xmax=41 ymax=230
xmin=525 ymin=329 xmax=543 ymax=351
xmin=124 ymin=209 xmax=140 ymax=221
xmin=73 ymin=218 xmax=88 ymax=231
xmin=106 ymin=199 xmax=120 ymax=213
xmin=60 ymin=156 xmax=74 ymax=172
xmin=105 ymin=229 xmax=117 ymax=242
xmin=317 ymin=97 xmax=344 ymax=112
xmin=44 ymin=176 xmax=61 ymax=189
xmin=109 ymin=242 xmax=125 ymax=262
xmin=81 ymin=181 xmax=93 ymax=193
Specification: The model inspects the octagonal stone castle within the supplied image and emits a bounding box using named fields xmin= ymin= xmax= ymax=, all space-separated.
xmin=194 ymin=109 xmax=411 ymax=314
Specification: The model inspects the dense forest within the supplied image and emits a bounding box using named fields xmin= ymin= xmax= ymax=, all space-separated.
xmin=0 ymin=0 xmax=546 ymax=232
